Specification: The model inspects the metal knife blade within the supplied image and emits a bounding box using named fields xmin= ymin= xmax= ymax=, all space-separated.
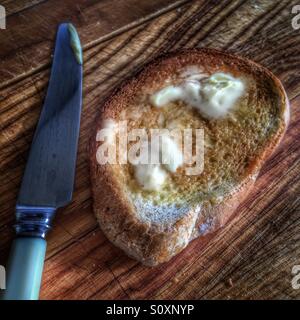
xmin=17 ymin=23 xmax=83 ymax=208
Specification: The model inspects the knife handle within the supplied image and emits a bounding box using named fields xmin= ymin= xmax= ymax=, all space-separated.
xmin=1 ymin=206 xmax=56 ymax=300
xmin=2 ymin=237 xmax=47 ymax=300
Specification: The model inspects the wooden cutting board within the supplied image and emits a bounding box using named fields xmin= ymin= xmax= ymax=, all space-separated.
xmin=0 ymin=0 xmax=299 ymax=299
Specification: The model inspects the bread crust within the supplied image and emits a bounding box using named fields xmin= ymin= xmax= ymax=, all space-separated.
xmin=89 ymin=48 xmax=290 ymax=266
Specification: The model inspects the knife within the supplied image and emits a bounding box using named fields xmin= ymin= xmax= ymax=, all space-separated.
xmin=2 ymin=23 xmax=83 ymax=300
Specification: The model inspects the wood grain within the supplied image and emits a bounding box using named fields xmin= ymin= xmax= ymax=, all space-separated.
xmin=1 ymin=0 xmax=47 ymax=16
xmin=0 ymin=0 xmax=299 ymax=299
xmin=0 ymin=0 xmax=188 ymax=86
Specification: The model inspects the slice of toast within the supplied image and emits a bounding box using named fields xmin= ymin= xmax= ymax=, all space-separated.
xmin=89 ymin=48 xmax=289 ymax=266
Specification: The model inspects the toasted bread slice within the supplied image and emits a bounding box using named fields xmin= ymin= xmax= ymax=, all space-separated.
xmin=90 ymin=49 xmax=289 ymax=266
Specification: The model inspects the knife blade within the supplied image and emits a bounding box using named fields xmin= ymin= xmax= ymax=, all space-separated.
xmin=17 ymin=23 xmax=82 ymax=208
xmin=2 ymin=23 xmax=83 ymax=300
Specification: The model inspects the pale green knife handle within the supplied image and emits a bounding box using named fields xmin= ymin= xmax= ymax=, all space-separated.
xmin=2 ymin=237 xmax=47 ymax=300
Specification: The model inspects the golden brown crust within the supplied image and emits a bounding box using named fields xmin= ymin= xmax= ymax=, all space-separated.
xmin=89 ymin=48 xmax=290 ymax=266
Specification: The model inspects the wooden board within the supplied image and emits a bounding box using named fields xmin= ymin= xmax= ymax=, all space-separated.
xmin=0 ymin=0 xmax=299 ymax=299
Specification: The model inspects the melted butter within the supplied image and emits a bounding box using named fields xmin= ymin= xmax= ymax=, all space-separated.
xmin=133 ymin=135 xmax=183 ymax=191
xmin=150 ymin=72 xmax=245 ymax=119
xmin=160 ymin=135 xmax=183 ymax=172
xmin=200 ymin=73 xmax=245 ymax=118
xmin=134 ymin=164 xmax=167 ymax=191
xmin=150 ymin=86 xmax=183 ymax=108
